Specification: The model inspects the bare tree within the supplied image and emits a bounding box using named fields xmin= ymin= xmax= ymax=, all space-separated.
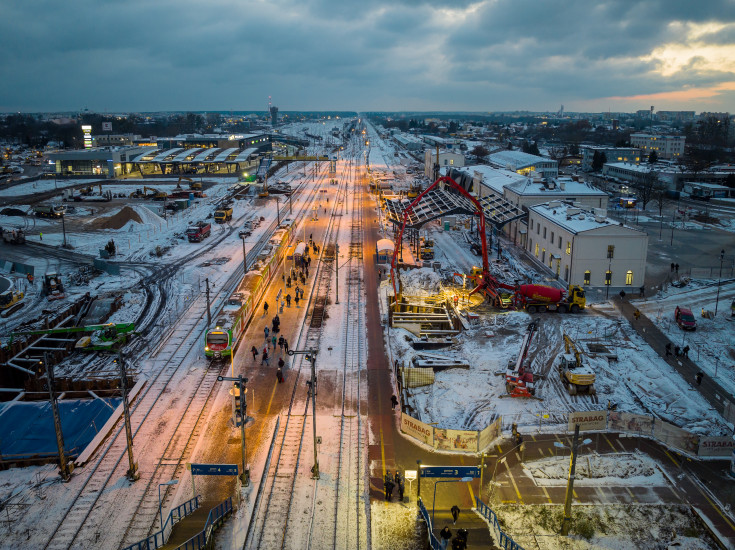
xmin=633 ymin=169 xmax=661 ymax=211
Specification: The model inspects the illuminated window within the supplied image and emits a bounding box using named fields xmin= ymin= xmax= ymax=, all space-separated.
xmin=584 ymin=271 xmax=591 ymax=285
xmin=542 ymin=248 xmax=546 ymax=262
xmin=534 ymin=243 xmax=539 ymax=257
xmin=450 ymin=159 xmax=454 ymax=165
xmin=607 ymin=245 xmax=615 ymax=259
xmin=566 ymin=241 xmax=571 ymax=255
xmin=605 ymin=270 xmax=612 ymax=285
xmin=626 ymin=270 xmax=633 ymax=285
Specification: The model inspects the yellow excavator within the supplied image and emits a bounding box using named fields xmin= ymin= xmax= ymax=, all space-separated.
xmin=558 ymin=333 xmax=596 ymax=395
xmin=177 ymin=176 xmax=201 ymax=190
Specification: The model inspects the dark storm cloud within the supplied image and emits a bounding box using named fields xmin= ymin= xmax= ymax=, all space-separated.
xmin=0 ymin=0 xmax=733 ymax=112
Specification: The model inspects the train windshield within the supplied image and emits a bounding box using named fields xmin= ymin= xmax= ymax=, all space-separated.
xmin=206 ymin=331 xmax=229 ymax=349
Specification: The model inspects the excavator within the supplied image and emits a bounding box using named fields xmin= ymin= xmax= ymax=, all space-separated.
xmin=10 ymin=322 xmax=137 ymax=352
xmin=503 ymin=320 xmax=541 ymax=399
xmin=558 ymin=333 xmax=596 ymax=395
xmin=129 ymin=186 xmax=167 ymax=200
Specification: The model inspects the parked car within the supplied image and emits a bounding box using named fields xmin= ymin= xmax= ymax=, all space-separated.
xmin=674 ymin=306 xmax=697 ymax=330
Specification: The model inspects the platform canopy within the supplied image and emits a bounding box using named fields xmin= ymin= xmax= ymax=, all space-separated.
xmin=384 ymin=185 xmax=525 ymax=230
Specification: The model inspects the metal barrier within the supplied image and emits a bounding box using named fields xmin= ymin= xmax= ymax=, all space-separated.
xmin=417 ymin=498 xmax=441 ymax=550
xmin=475 ymin=498 xmax=524 ymax=550
xmin=175 ymin=496 xmax=233 ymax=550
xmin=122 ymin=495 xmax=201 ymax=550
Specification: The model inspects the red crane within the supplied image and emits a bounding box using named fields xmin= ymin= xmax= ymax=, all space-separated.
xmin=389 ymin=175 xmax=515 ymax=306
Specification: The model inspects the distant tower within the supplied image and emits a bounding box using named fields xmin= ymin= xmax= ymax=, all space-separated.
xmin=270 ymin=106 xmax=279 ymax=127
xmin=557 ymin=104 xmax=564 ymax=117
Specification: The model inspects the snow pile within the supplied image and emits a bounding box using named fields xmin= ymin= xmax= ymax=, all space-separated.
xmin=523 ymin=453 xmax=663 ymax=486
xmin=400 ymin=267 xmax=442 ymax=296
xmin=86 ymin=205 xmax=165 ymax=231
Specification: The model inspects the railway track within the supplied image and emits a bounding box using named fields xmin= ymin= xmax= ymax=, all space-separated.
xmin=245 ymin=154 xmax=356 ymax=550
xmin=39 ymin=162 xmax=333 ymax=550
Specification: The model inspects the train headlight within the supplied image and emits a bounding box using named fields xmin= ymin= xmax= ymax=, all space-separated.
xmin=205 ymin=346 xmax=210 ymax=352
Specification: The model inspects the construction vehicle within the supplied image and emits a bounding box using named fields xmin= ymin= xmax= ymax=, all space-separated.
xmin=42 ymin=272 xmax=65 ymax=300
xmin=407 ymin=181 xmax=423 ymax=199
xmin=186 ymin=221 xmax=211 ymax=242
xmin=0 ymin=287 xmax=23 ymax=310
xmin=135 ymin=186 xmax=168 ymax=200
xmin=177 ymin=176 xmax=202 ymax=190
xmin=214 ymin=205 xmax=233 ymax=223
xmin=392 ymin=175 xmax=516 ymax=308
xmin=558 ymin=333 xmax=596 ymax=395
xmin=10 ymin=322 xmax=136 ymax=352
xmin=504 ymin=320 xmax=540 ymax=398
xmin=513 ymin=284 xmax=586 ymax=313
xmin=419 ymin=238 xmax=434 ymax=260
xmin=33 ymin=204 xmax=66 ymax=218
xmin=2 ymin=228 xmax=25 ymax=244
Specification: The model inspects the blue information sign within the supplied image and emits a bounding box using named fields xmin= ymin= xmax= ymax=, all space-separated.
xmin=190 ymin=463 xmax=239 ymax=476
xmin=420 ymin=466 xmax=480 ymax=479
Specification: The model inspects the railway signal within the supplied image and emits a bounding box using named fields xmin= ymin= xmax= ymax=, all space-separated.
xmin=218 ymin=375 xmax=250 ymax=485
xmin=288 ymin=348 xmax=320 ymax=479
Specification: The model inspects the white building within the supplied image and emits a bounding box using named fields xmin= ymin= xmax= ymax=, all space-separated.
xmin=630 ymin=133 xmax=685 ymax=160
xmin=394 ymin=133 xmax=423 ymax=151
xmin=526 ymin=201 xmax=648 ymax=289
xmin=423 ymin=150 xmax=465 ymax=178
xmin=488 ymin=150 xmax=558 ymax=179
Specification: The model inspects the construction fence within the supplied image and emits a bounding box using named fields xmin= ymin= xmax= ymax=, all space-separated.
xmin=400 ymin=409 xmax=733 ymax=459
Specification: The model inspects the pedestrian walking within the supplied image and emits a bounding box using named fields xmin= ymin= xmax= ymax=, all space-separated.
xmin=391 ymin=394 xmax=398 ymax=410
xmin=278 ymin=336 xmax=284 ymax=350
xmin=450 ymin=505 xmax=460 ymax=525
xmin=683 ymin=345 xmax=690 ymax=357
xmin=261 ymin=347 xmax=269 ymax=366
xmin=287 ymin=276 xmax=291 ymax=288
xmin=284 ymin=339 xmax=289 ymax=354
xmin=665 ymin=343 xmax=672 ymax=356
xmin=263 ymin=301 xmax=269 ymax=315
xmin=276 ymin=367 xmax=284 ymax=383
xmin=278 ymin=356 xmax=285 ymax=369
xmin=272 ymin=335 xmax=277 ymax=349
xmin=670 ymin=262 xmax=675 ymax=272
xmin=295 ymin=294 xmax=300 ymax=307
xmin=39 ymin=232 xmax=43 ymax=241
xmin=384 ymin=479 xmax=395 ymax=501
xmin=439 ymin=526 xmax=452 ymax=550
xmin=675 ymin=263 xmax=680 ymax=274
xmin=397 ymin=479 xmax=404 ymax=502
xmin=264 ymin=326 xmax=269 ymax=340
xmin=639 ymin=285 xmax=645 ymax=297
xmin=674 ymin=345 xmax=681 ymax=356
xmin=282 ymin=273 xmax=285 ymax=283
xmin=456 ymin=528 xmax=468 ymax=544
xmin=286 ymin=293 xmax=291 ymax=307
xmin=251 ymin=346 xmax=258 ymax=361
xmin=633 ymin=309 xmax=641 ymax=321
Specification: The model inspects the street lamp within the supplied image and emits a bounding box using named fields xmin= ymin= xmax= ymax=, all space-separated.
xmin=239 ymin=232 xmax=248 ymax=276
xmin=715 ymin=249 xmax=725 ymax=317
xmin=288 ymin=348 xmax=319 ymax=478
xmin=158 ymin=480 xmax=179 ymax=530
xmin=559 ymin=426 xmax=592 ymax=536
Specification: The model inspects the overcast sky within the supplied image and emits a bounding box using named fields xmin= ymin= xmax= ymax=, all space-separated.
xmin=1 ymin=0 xmax=734 ymax=114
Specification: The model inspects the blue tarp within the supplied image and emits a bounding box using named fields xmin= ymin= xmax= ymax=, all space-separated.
xmin=0 ymin=398 xmax=121 ymax=459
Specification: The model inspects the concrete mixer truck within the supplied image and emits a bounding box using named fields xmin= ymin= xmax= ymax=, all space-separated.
xmin=513 ymin=284 xmax=586 ymax=313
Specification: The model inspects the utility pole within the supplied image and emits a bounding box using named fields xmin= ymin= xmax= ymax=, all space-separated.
xmin=205 ymin=278 xmax=211 ymax=326
xmin=118 ymin=352 xmax=139 ymax=481
xmin=61 ymin=213 xmax=68 ymax=248
xmin=309 ymin=349 xmax=318 ymax=479
xmin=218 ymin=375 xmax=249 ymax=486
xmin=715 ymin=249 xmax=725 ymax=316
xmin=44 ymin=353 xmax=72 ymax=481
xmin=240 ymin=235 xmax=248 ymax=276
xmin=335 ymin=244 xmax=339 ymax=305
xmin=561 ymin=424 xmax=581 ymax=536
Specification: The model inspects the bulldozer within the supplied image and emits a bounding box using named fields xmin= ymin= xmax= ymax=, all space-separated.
xmin=558 ymin=333 xmax=596 ymax=395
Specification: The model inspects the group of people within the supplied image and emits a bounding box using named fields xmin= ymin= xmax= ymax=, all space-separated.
xmin=665 ymin=343 xmax=690 ymax=357
xmin=438 ymin=506 xmax=468 ymax=549
xmin=383 ymin=470 xmax=404 ymax=502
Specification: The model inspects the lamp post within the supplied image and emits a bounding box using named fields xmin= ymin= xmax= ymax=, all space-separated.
xmin=715 ymin=249 xmax=725 ymax=317
xmin=239 ymin=232 xmax=248 ymax=276
xmin=288 ymin=348 xmax=319 ymax=478
xmin=275 ymin=195 xmax=281 ymax=226
xmin=559 ymin=426 xmax=592 ymax=536
xmin=158 ymin=480 xmax=179 ymax=531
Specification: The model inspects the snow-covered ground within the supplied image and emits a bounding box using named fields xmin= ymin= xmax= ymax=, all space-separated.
xmin=633 ymin=280 xmax=735 ymax=396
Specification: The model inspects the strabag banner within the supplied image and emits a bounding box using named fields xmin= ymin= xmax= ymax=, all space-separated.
xmin=608 ymin=411 xmax=654 ymax=436
xmin=567 ymin=410 xmax=606 ymax=431
xmin=401 ymin=413 xmax=433 ymax=446
xmin=698 ymin=436 xmax=734 ymax=457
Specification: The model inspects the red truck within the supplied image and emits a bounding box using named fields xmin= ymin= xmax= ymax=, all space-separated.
xmin=186 ymin=221 xmax=211 ymax=243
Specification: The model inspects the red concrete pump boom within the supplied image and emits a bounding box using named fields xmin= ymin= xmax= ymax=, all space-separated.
xmin=390 ymin=175 xmax=511 ymax=303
